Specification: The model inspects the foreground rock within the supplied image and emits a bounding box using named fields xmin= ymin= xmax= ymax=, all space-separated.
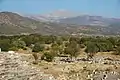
xmin=0 ymin=52 xmax=120 ymax=80
xmin=93 ymin=71 xmax=120 ymax=80
xmin=0 ymin=52 xmax=55 ymax=80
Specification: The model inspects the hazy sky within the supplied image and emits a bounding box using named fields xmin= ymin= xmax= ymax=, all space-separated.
xmin=0 ymin=0 xmax=120 ymax=18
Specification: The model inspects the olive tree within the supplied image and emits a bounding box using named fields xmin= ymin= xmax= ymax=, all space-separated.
xmin=85 ymin=42 xmax=99 ymax=60
xmin=64 ymin=41 xmax=80 ymax=60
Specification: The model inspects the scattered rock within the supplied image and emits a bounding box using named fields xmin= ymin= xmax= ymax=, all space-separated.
xmin=0 ymin=52 xmax=55 ymax=80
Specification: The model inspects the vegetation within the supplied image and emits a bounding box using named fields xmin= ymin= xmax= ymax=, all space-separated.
xmin=0 ymin=39 xmax=11 ymax=51
xmin=41 ymin=52 xmax=54 ymax=62
xmin=64 ymin=41 xmax=80 ymax=59
xmin=32 ymin=43 xmax=44 ymax=52
xmin=0 ymin=34 xmax=120 ymax=62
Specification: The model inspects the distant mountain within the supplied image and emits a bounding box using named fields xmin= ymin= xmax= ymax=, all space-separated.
xmin=0 ymin=12 xmax=36 ymax=34
xmin=27 ymin=11 xmax=120 ymax=27
xmin=0 ymin=12 xmax=80 ymax=35
xmin=26 ymin=10 xmax=80 ymax=22
xmin=59 ymin=15 xmax=120 ymax=26
xmin=0 ymin=11 xmax=120 ymax=36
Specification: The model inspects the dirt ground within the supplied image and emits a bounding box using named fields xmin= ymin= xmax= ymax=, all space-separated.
xmin=29 ymin=52 xmax=120 ymax=80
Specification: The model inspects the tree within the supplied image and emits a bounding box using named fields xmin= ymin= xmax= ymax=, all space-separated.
xmin=69 ymin=36 xmax=80 ymax=43
xmin=12 ymin=40 xmax=26 ymax=49
xmin=96 ymin=43 xmax=107 ymax=52
xmin=43 ymin=35 xmax=56 ymax=44
xmin=22 ymin=36 xmax=34 ymax=46
xmin=105 ymin=41 xmax=113 ymax=51
xmin=0 ymin=39 xmax=11 ymax=51
xmin=85 ymin=42 xmax=99 ymax=60
xmin=56 ymin=39 xmax=63 ymax=45
xmin=32 ymin=43 xmax=44 ymax=52
xmin=51 ymin=43 xmax=60 ymax=56
xmin=64 ymin=41 xmax=80 ymax=59
xmin=107 ymin=37 xmax=116 ymax=47
xmin=85 ymin=42 xmax=99 ymax=53
xmin=41 ymin=52 xmax=54 ymax=62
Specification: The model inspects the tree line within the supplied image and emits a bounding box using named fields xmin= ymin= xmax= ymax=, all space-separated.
xmin=0 ymin=34 xmax=120 ymax=62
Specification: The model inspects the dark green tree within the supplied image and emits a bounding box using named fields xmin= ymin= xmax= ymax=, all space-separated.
xmin=12 ymin=40 xmax=26 ymax=49
xmin=0 ymin=39 xmax=11 ymax=51
xmin=22 ymin=36 xmax=33 ymax=46
xmin=85 ymin=42 xmax=99 ymax=53
xmin=64 ymin=41 xmax=80 ymax=59
xmin=32 ymin=43 xmax=44 ymax=52
xmin=85 ymin=42 xmax=99 ymax=59
xmin=41 ymin=52 xmax=54 ymax=62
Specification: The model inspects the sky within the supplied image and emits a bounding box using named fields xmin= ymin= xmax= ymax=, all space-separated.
xmin=0 ymin=0 xmax=120 ymax=18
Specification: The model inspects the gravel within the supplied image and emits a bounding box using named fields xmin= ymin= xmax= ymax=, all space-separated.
xmin=0 ymin=52 xmax=55 ymax=80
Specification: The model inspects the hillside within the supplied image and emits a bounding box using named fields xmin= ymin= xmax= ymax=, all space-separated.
xmin=58 ymin=15 xmax=120 ymax=35
xmin=0 ymin=12 xmax=82 ymax=35
xmin=0 ymin=34 xmax=120 ymax=80
xmin=26 ymin=10 xmax=79 ymax=22
xmin=59 ymin=15 xmax=120 ymax=26
xmin=0 ymin=12 xmax=120 ymax=35
xmin=0 ymin=12 xmax=37 ymax=35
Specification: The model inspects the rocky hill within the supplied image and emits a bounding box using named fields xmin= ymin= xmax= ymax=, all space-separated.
xmin=0 ymin=12 xmax=120 ymax=35
xmin=0 ymin=12 xmax=78 ymax=35
xmin=26 ymin=10 xmax=79 ymax=22
xmin=59 ymin=15 xmax=120 ymax=26
xmin=0 ymin=12 xmax=38 ymax=34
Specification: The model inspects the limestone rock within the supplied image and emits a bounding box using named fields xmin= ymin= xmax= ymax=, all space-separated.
xmin=0 ymin=52 xmax=55 ymax=80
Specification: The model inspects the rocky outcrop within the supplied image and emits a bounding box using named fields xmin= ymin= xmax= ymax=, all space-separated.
xmin=0 ymin=52 xmax=55 ymax=80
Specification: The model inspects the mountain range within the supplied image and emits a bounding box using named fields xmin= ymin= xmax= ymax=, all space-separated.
xmin=0 ymin=11 xmax=120 ymax=36
xmin=26 ymin=10 xmax=79 ymax=22
xmin=0 ymin=12 xmax=80 ymax=35
xmin=28 ymin=10 xmax=120 ymax=26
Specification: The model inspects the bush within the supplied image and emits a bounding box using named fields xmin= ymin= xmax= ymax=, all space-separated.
xmin=41 ymin=52 xmax=54 ymax=62
xmin=12 ymin=40 xmax=26 ymax=49
xmin=85 ymin=42 xmax=99 ymax=53
xmin=64 ymin=41 xmax=80 ymax=58
xmin=32 ymin=43 xmax=44 ymax=52
xmin=9 ymin=47 xmax=18 ymax=51
xmin=22 ymin=36 xmax=33 ymax=46
xmin=0 ymin=39 xmax=11 ymax=51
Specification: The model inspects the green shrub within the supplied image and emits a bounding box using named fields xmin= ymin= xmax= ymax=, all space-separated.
xmin=64 ymin=41 xmax=80 ymax=58
xmin=41 ymin=52 xmax=54 ymax=62
xmin=0 ymin=39 xmax=11 ymax=51
xmin=9 ymin=47 xmax=18 ymax=51
xmin=32 ymin=43 xmax=44 ymax=52
xmin=85 ymin=42 xmax=99 ymax=53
